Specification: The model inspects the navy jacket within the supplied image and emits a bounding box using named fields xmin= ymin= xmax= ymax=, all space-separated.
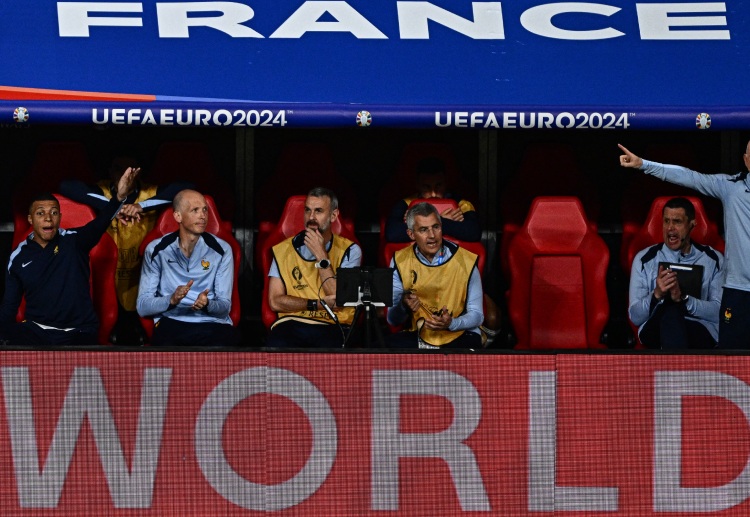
xmin=0 ymin=197 xmax=122 ymax=337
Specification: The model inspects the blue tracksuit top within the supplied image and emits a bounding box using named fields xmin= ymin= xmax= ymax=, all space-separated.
xmin=641 ymin=159 xmax=750 ymax=292
xmin=629 ymin=241 xmax=724 ymax=342
xmin=137 ymin=231 xmax=233 ymax=325
xmin=0 ymin=196 xmax=123 ymax=337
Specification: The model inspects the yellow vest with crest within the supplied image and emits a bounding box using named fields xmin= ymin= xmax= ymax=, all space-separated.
xmin=394 ymin=241 xmax=477 ymax=346
xmin=271 ymin=233 xmax=356 ymax=327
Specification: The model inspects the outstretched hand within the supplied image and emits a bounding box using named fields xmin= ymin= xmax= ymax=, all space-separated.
xmin=171 ymin=279 xmax=193 ymax=306
xmin=192 ymin=288 xmax=210 ymax=310
xmin=116 ymin=167 xmax=140 ymax=202
xmin=117 ymin=203 xmax=143 ymax=225
xmin=618 ymin=144 xmax=643 ymax=169
xmin=441 ymin=207 xmax=465 ymax=222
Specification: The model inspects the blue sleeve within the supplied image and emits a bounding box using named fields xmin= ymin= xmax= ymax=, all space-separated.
xmin=687 ymin=252 xmax=723 ymax=323
xmin=59 ymin=180 xmax=111 ymax=211
xmin=641 ymin=160 xmax=732 ymax=200
xmin=139 ymin=181 xmax=196 ymax=212
xmin=628 ymin=252 xmax=660 ymax=328
xmin=342 ymin=244 xmax=363 ymax=268
xmin=136 ymin=244 xmax=172 ymax=318
xmin=448 ymin=266 xmax=484 ymax=331
xmin=384 ymin=200 xmax=411 ymax=243
xmin=206 ymin=244 xmax=233 ymax=318
xmin=268 ymin=257 xmax=280 ymax=278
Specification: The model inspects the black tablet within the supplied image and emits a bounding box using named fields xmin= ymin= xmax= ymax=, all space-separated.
xmin=659 ymin=262 xmax=704 ymax=298
xmin=336 ymin=267 xmax=394 ymax=307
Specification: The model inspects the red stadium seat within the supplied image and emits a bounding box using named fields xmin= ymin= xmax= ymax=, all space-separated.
xmin=377 ymin=142 xmax=469 ymax=215
xmin=408 ymin=197 xmax=458 ymax=214
xmin=377 ymin=142 xmax=479 ymax=264
xmin=625 ymin=196 xmax=724 ymax=270
xmin=380 ymin=197 xmax=488 ymax=334
xmin=379 ymin=198 xmax=471 ymax=267
xmin=382 ymin=238 xmax=486 ymax=335
xmin=618 ymin=143 xmax=722 ymax=271
xmin=624 ymin=196 xmax=724 ymax=348
xmin=138 ymin=195 xmax=242 ymax=339
xmin=499 ymin=143 xmax=599 ymax=282
xmin=382 ymin=198 xmax=486 ymax=274
xmin=507 ymin=197 xmax=609 ymax=350
xmin=13 ymin=194 xmax=118 ymax=345
xmin=259 ymin=195 xmax=359 ymax=329
xmin=254 ymin=142 xmax=357 ymax=267
xmin=12 ymin=141 xmax=97 ymax=243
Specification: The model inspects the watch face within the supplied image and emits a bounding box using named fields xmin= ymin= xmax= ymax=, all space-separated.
xmin=317 ymin=259 xmax=330 ymax=269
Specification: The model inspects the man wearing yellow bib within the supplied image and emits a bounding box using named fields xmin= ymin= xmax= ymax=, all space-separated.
xmin=387 ymin=202 xmax=484 ymax=350
xmin=60 ymin=154 xmax=193 ymax=345
xmin=267 ymin=187 xmax=362 ymax=348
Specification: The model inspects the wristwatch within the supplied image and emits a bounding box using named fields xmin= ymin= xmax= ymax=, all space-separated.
xmin=315 ymin=259 xmax=330 ymax=269
xmin=681 ymin=294 xmax=689 ymax=303
xmin=307 ymin=299 xmax=318 ymax=311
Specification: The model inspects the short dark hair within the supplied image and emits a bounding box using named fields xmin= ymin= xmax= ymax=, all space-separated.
xmin=663 ymin=197 xmax=695 ymax=221
xmin=28 ymin=193 xmax=59 ymax=214
xmin=307 ymin=187 xmax=338 ymax=211
xmin=406 ymin=202 xmax=440 ymax=231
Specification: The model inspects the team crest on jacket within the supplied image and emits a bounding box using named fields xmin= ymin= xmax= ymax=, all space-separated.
xmin=292 ymin=266 xmax=307 ymax=290
xmin=201 ymin=259 xmax=210 ymax=270
xmin=54 ymin=245 xmax=59 ymax=255
xmin=724 ymin=307 xmax=733 ymax=323
xmin=410 ymin=270 xmax=418 ymax=285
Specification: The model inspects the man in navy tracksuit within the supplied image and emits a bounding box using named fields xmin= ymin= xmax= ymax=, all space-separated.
xmin=0 ymin=167 xmax=138 ymax=346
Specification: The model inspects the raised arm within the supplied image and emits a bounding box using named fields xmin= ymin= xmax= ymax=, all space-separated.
xmin=618 ymin=144 xmax=644 ymax=169
xmin=59 ymin=180 xmax=111 ymax=211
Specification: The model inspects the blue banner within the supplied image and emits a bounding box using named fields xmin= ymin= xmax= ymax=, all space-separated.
xmin=1 ymin=1 xmax=747 ymax=128
xmin=3 ymin=101 xmax=750 ymax=129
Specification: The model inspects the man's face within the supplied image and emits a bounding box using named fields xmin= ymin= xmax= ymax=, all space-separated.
xmin=662 ymin=207 xmax=694 ymax=253
xmin=416 ymin=172 xmax=447 ymax=199
xmin=28 ymin=200 xmax=61 ymax=247
xmin=407 ymin=213 xmax=443 ymax=260
xmin=304 ymin=195 xmax=338 ymax=235
xmin=744 ymin=141 xmax=750 ymax=172
xmin=174 ymin=192 xmax=208 ymax=235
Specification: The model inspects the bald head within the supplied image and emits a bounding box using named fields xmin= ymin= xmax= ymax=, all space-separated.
xmin=173 ymin=189 xmax=204 ymax=211
xmin=173 ymin=190 xmax=208 ymax=235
